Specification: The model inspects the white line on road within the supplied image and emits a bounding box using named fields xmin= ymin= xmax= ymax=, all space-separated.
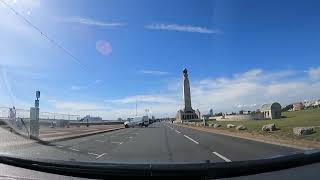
xmin=183 ymin=135 xmax=199 ymax=144
xmin=88 ymin=152 xmax=99 ymax=156
xmin=96 ymin=153 xmax=106 ymax=159
xmin=126 ymin=136 xmax=133 ymax=139
xmin=95 ymin=140 xmax=105 ymax=143
xmin=212 ymin=152 xmax=232 ymax=162
xmin=57 ymin=145 xmax=64 ymax=148
xmin=175 ymin=130 xmax=181 ymax=134
xmin=111 ymin=141 xmax=123 ymax=145
xmin=68 ymin=147 xmax=80 ymax=152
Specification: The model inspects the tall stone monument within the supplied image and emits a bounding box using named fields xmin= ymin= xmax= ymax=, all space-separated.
xmin=176 ymin=68 xmax=201 ymax=122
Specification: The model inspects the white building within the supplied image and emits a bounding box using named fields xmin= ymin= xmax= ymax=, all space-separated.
xmin=261 ymin=102 xmax=282 ymax=119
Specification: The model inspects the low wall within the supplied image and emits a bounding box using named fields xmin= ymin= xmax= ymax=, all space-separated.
xmin=1 ymin=118 xmax=124 ymax=128
xmin=215 ymin=114 xmax=264 ymax=121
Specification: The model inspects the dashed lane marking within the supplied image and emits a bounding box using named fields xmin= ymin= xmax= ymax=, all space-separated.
xmin=175 ymin=130 xmax=181 ymax=134
xmin=96 ymin=153 xmax=106 ymax=159
xmin=95 ymin=140 xmax=105 ymax=143
xmin=68 ymin=147 xmax=80 ymax=152
xmin=183 ymin=135 xmax=199 ymax=144
xmin=88 ymin=152 xmax=99 ymax=156
xmin=126 ymin=136 xmax=133 ymax=139
xmin=111 ymin=141 xmax=123 ymax=145
xmin=212 ymin=152 xmax=232 ymax=162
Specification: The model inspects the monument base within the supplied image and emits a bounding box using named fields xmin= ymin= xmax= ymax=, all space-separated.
xmin=176 ymin=109 xmax=201 ymax=122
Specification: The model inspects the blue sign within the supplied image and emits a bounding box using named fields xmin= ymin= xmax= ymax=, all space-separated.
xmin=36 ymin=91 xmax=40 ymax=99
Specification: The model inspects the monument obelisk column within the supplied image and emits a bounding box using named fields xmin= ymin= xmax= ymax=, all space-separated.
xmin=176 ymin=68 xmax=200 ymax=121
xmin=183 ymin=68 xmax=193 ymax=112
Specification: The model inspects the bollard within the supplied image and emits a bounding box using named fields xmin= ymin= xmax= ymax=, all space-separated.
xmin=30 ymin=107 xmax=39 ymax=139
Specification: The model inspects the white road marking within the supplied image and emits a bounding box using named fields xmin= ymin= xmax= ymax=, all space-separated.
xmin=111 ymin=141 xmax=123 ymax=145
xmin=95 ymin=140 xmax=105 ymax=142
xmin=96 ymin=153 xmax=106 ymax=159
xmin=126 ymin=136 xmax=133 ymax=139
xmin=57 ymin=145 xmax=64 ymax=148
xmin=88 ymin=152 xmax=99 ymax=156
xmin=69 ymin=147 xmax=80 ymax=152
xmin=183 ymin=135 xmax=199 ymax=144
xmin=175 ymin=130 xmax=181 ymax=134
xmin=212 ymin=152 xmax=232 ymax=162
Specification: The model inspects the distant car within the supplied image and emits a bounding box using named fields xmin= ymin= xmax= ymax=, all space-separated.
xmin=124 ymin=116 xmax=149 ymax=128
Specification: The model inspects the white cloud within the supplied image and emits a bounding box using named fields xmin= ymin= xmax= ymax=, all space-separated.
xmin=53 ymin=101 xmax=106 ymax=111
xmin=140 ymin=70 xmax=169 ymax=75
xmin=95 ymin=79 xmax=102 ymax=84
xmin=59 ymin=16 xmax=126 ymax=27
xmin=108 ymin=95 xmax=178 ymax=104
xmin=71 ymin=79 xmax=103 ymax=91
xmin=71 ymin=85 xmax=83 ymax=91
xmin=145 ymin=23 xmax=218 ymax=34
xmin=308 ymin=67 xmax=320 ymax=80
xmin=99 ymin=68 xmax=320 ymax=118
xmin=190 ymin=69 xmax=320 ymax=113
xmin=8 ymin=66 xmax=319 ymax=120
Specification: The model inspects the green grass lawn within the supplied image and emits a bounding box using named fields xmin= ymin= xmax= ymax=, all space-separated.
xmin=206 ymin=109 xmax=320 ymax=141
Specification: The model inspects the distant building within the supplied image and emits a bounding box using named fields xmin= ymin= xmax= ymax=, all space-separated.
xmin=314 ymin=100 xmax=320 ymax=108
xmin=239 ymin=110 xmax=251 ymax=115
xmin=292 ymin=102 xmax=304 ymax=111
xmin=303 ymin=99 xmax=320 ymax=109
xmin=261 ymin=102 xmax=282 ymax=119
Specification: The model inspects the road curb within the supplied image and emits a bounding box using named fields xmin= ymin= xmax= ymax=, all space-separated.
xmin=173 ymin=123 xmax=316 ymax=150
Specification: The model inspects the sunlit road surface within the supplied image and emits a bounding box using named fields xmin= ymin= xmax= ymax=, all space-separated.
xmin=0 ymin=122 xmax=301 ymax=162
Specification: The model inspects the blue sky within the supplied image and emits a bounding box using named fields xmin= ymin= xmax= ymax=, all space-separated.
xmin=0 ymin=0 xmax=320 ymax=119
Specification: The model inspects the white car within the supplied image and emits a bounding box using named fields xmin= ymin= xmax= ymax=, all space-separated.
xmin=124 ymin=116 xmax=149 ymax=128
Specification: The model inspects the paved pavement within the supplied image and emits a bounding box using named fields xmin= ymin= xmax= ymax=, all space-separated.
xmin=39 ymin=124 xmax=124 ymax=142
xmin=0 ymin=122 xmax=301 ymax=163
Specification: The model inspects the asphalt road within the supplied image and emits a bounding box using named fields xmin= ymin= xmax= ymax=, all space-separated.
xmin=0 ymin=122 xmax=301 ymax=163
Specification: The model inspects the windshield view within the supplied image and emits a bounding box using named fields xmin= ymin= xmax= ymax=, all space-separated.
xmin=1 ymin=0 xmax=320 ymax=169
